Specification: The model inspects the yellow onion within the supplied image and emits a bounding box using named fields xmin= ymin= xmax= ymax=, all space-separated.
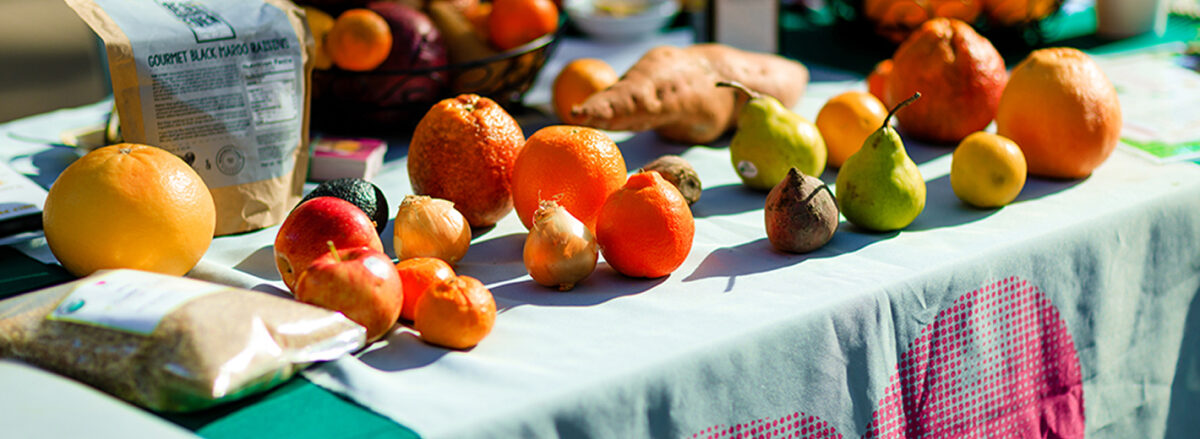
xmin=523 ymin=200 xmax=598 ymax=291
xmin=394 ymin=195 xmax=471 ymax=265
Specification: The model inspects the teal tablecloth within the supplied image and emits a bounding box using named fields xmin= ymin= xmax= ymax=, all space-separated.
xmin=1 ymin=7 xmax=1199 ymax=439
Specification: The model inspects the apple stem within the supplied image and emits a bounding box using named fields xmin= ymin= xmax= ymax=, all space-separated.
xmin=884 ymin=92 xmax=921 ymax=130
xmin=715 ymin=81 xmax=761 ymax=100
xmin=327 ymin=240 xmax=341 ymax=263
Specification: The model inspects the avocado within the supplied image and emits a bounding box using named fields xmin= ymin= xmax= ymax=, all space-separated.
xmin=300 ymin=178 xmax=390 ymax=234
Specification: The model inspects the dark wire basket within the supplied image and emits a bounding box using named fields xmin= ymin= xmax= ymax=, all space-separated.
xmin=310 ymin=19 xmax=565 ymax=134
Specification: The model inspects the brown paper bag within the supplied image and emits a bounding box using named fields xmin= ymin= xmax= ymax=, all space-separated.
xmin=66 ymin=0 xmax=313 ymax=235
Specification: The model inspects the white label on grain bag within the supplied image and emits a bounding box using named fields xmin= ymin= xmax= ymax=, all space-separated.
xmin=92 ymin=0 xmax=304 ymax=189
xmin=49 ymin=270 xmax=225 ymax=335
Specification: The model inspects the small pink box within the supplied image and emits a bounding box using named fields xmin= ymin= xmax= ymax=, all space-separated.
xmin=309 ymin=137 xmax=387 ymax=181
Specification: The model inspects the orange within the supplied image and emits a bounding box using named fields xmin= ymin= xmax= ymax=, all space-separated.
xmin=511 ymin=125 xmax=627 ymax=231
xmin=414 ymin=275 xmax=496 ymax=349
xmin=408 ymin=94 xmax=526 ymax=227
xmin=867 ymin=59 xmax=892 ymax=104
xmin=395 ymin=257 xmax=456 ymax=322
xmin=302 ymin=6 xmax=335 ymax=70
xmin=950 ymin=132 xmax=1027 ymax=207
xmin=595 ymin=171 xmax=694 ymax=278
xmin=886 ymin=18 xmax=1007 ymax=143
xmin=42 ymin=143 xmax=216 ymax=277
xmin=326 ymin=8 xmax=393 ymax=72
xmin=487 ymin=0 xmax=559 ymax=51
xmin=816 ymin=91 xmax=889 ymax=168
xmin=552 ymin=58 xmax=619 ymax=124
xmin=996 ymin=47 xmax=1122 ymax=179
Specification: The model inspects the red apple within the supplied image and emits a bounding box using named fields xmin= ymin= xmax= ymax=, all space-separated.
xmin=275 ymin=196 xmax=384 ymax=290
xmin=294 ymin=244 xmax=403 ymax=341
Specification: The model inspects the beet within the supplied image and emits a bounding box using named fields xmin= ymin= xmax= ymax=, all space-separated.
xmin=764 ymin=168 xmax=838 ymax=253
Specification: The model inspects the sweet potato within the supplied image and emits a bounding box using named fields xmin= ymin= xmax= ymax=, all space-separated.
xmin=570 ymin=44 xmax=809 ymax=144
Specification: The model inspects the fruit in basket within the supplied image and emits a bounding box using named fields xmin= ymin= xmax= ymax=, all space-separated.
xmin=524 ymin=200 xmax=599 ymax=291
xmin=395 ymin=257 xmax=456 ymax=322
xmin=414 ymin=275 xmax=496 ymax=349
xmin=572 ymin=44 xmax=809 ymax=144
xmin=836 ymin=93 xmax=925 ymax=232
xmin=300 ymin=178 xmax=389 ymax=234
xmin=511 ymin=125 xmax=628 ymax=231
xmin=326 ymin=8 xmax=393 ymax=71
xmin=595 ymin=171 xmax=694 ymax=278
xmin=294 ymin=242 xmax=403 ymax=341
xmin=303 ymin=6 xmax=336 ymax=70
xmin=721 ymin=81 xmax=826 ymax=191
xmin=275 ymin=196 xmax=385 ymax=290
xmin=995 ymin=47 xmax=1121 ymax=179
xmin=408 ymin=94 xmax=525 ymax=227
xmin=983 ymin=0 xmax=1057 ymax=26
xmin=488 ymin=0 xmax=559 ymax=51
xmin=885 ymin=18 xmax=1007 ymax=143
xmin=863 ymin=0 xmax=983 ymax=43
xmin=950 ymin=132 xmax=1027 ymax=207
xmin=817 ymin=91 xmax=888 ymax=168
xmin=42 ymin=143 xmax=215 ymax=277
xmin=393 ymin=195 xmax=472 ymax=265
xmin=553 ymin=58 xmax=619 ymax=124
xmin=428 ymin=0 xmax=505 ymax=95
xmin=764 ymin=168 xmax=839 ymax=254
xmin=371 ymin=2 xmax=449 ymax=98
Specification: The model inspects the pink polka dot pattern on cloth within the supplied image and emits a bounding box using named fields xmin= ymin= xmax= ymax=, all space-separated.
xmin=863 ymin=276 xmax=1084 ymax=438
xmin=692 ymin=277 xmax=1084 ymax=439
xmin=692 ymin=412 xmax=844 ymax=439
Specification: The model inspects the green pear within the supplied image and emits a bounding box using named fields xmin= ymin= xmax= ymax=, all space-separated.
xmin=835 ymin=93 xmax=925 ymax=232
xmin=719 ymin=81 xmax=827 ymax=191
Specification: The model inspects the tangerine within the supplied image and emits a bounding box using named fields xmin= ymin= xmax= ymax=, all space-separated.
xmin=413 ymin=275 xmax=496 ymax=349
xmin=43 ymin=144 xmax=216 ymax=277
xmin=552 ymin=58 xmax=619 ymax=125
xmin=816 ymin=91 xmax=889 ymax=168
xmin=326 ymin=8 xmax=393 ymax=72
xmin=511 ymin=125 xmax=627 ymax=231
xmin=886 ymin=18 xmax=1007 ymax=143
xmin=595 ymin=171 xmax=694 ymax=278
xmin=487 ymin=0 xmax=559 ymax=51
xmin=395 ymin=257 xmax=456 ymax=322
xmin=408 ymin=94 xmax=526 ymax=227
xmin=867 ymin=59 xmax=892 ymax=104
xmin=996 ymin=47 xmax=1122 ymax=179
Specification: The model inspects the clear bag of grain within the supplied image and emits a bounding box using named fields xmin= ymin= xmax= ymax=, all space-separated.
xmin=0 ymin=269 xmax=365 ymax=412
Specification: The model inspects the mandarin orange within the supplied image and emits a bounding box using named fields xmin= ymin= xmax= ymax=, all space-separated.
xmin=595 ymin=171 xmax=694 ymax=278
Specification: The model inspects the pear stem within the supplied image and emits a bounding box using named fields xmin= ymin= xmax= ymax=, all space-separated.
xmin=883 ymin=92 xmax=921 ymax=129
xmin=326 ymin=240 xmax=341 ymax=263
xmin=715 ymin=81 xmax=761 ymax=100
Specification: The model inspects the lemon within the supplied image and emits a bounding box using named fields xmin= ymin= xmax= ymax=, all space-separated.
xmin=950 ymin=132 xmax=1027 ymax=208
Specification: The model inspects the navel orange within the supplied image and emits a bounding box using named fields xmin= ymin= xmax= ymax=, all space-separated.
xmin=511 ymin=125 xmax=627 ymax=231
